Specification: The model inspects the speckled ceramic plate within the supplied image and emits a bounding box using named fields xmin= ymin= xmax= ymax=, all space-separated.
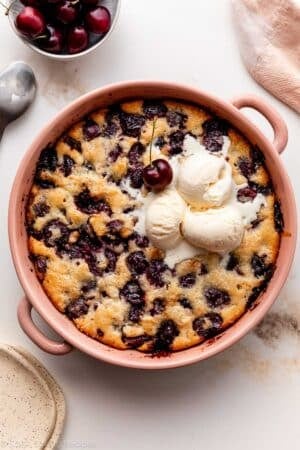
xmin=14 ymin=346 xmax=66 ymax=450
xmin=0 ymin=344 xmax=65 ymax=450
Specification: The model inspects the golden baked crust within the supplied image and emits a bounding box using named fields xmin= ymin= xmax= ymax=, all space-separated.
xmin=26 ymin=99 xmax=282 ymax=353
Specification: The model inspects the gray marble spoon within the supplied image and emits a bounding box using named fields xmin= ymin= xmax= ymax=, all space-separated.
xmin=0 ymin=61 xmax=37 ymax=142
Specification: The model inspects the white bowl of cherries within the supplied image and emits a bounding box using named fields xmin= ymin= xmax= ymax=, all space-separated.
xmin=3 ymin=0 xmax=120 ymax=60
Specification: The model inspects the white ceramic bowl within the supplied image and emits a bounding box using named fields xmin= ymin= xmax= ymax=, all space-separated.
xmin=8 ymin=0 xmax=121 ymax=61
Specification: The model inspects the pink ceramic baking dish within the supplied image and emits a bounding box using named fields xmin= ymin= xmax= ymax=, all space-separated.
xmin=9 ymin=81 xmax=297 ymax=370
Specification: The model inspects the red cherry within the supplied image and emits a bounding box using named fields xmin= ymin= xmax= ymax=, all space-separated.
xmin=67 ymin=26 xmax=88 ymax=54
xmin=15 ymin=7 xmax=46 ymax=38
xmin=39 ymin=25 xmax=63 ymax=53
xmin=85 ymin=6 xmax=111 ymax=34
xmin=56 ymin=1 xmax=80 ymax=25
xmin=143 ymin=159 xmax=173 ymax=191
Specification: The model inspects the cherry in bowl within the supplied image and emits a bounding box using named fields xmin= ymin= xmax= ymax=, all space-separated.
xmin=15 ymin=6 xmax=45 ymax=38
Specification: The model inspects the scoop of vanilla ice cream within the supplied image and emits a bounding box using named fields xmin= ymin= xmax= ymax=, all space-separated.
xmin=182 ymin=206 xmax=244 ymax=254
xmin=177 ymin=137 xmax=233 ymax=208
xmin=146 ymin=189 xmax=186 ymax=250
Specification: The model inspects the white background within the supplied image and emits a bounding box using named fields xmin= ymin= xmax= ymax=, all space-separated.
xmin=0 ymin=1 xmax=300 ymax=449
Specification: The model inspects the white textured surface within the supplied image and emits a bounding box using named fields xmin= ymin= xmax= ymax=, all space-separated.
xmin=0 ymin=1 xmax=299 ymax=449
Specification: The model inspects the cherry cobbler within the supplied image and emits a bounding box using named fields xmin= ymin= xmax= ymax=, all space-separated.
xmin=26 ymin=99 xmax=283 ymax=353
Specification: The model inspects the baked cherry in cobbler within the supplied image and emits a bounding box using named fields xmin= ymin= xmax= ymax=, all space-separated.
xmin=26 ymin=99 xmax=283 ymax=353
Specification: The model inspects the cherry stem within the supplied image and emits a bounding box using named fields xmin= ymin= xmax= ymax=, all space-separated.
xmin=33 ymin=34 xmax=48 ymax=41
xmin=0 ymin=0 xmax=9 ymax=14
xmin=149 ymin=118 xmax=157 ymax=165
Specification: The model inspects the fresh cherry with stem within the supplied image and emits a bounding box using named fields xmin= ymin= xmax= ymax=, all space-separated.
xmin=15 ymin=6 xmax=46 ymax=38
xmin=143 ymin=120 xmax=173 ymax=191
xmin=38 ymin=24 xmax=63 ymax=52
xmin=0 ymin=2 xmax=46 ymax=38
xmin=56 ymin=0 xmax=80 ymax=25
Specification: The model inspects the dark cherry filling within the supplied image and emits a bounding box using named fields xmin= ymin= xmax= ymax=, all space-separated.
xmin=202 ymin=118 xmax=229 ymax=153
xmin=128 ymin=305 xmax=144 ymax=323
xmin=128 ymin=164 xmax=144 ymax=189
xmin=155 ymin=136 xmax=167 ymax=148
xmin=238 ymin=157 xmax=254 ymax=178
xmin=97 ymin=328 xmax=104 ymax=337
xmin=166 ymin=110 xmax=187 ymax=128
xmin=203 ymin=131 xmax=224 ymax=153
xmin=105 ymin=106 xmax=121 ymax=123
xmin=180 ymin=298 xmax=192 ymax=309
xmin=143 ymin=100 xmax=168 ymax=119
xmin=103 ymin=121 xmax=119 ymax=137
xmin=66 ymin=297 xmax=89 ymax=319
xmin=251 ymin=254 xmax=274 ymax=278
xmin=75 ymin=189 xmax=112 ymax=215
xmin=102 ymin=232 xmax=127 ymax=250
xmin=146 ymin=260 xmax=168 ymax=287
xmin=122 ymin=334 xmax=151 ymax=348
xmin=61 ymin=155 xmax=75 ymax=177
xmin=128 ymin=142 xmax=145 ymax=164
xmin=103 ymin=107 xmax=121 ymax=137
xmin=35 ymin=256 xmax=48 ymax=273
xmin=130 ymin=232 xmax=149 ymax=248
xmin=179 ymin=272 xmax=196 ymax=288
xmin=199 ymin=263 xmax=208 ymax=275
xmin=153 ymin=319 xmax=179 ymax=352
xmin=33 ymin=202 xmax=50 ymax=217
xmin=203 ymin=118 xmax=229 ymax=135
xmin=150 ymin=298 xmax=165 ymax=316
xmin=120 ymin=112 xmax=145 ymax=138
xmin=63 ymin=135 xmax=82 ymax=152
xmin=81 ymin=280 xmax=97 ymax=293
xmin=107 ymin=220 xmax=123 ymax=234
xmin=42 ymin=220 xmax=69 ymax=248
xmin=251 ymin=145 xmax=265 ymax=169
xmin=83 ymin=118 xmax=101 ymax=141
xmin=123 ymin=206 xmax=134 ymax=214
xmin=62 ymin=226 xmax=103 ymax=275
xmin=104 ymin=248 xmax=117 ymax=273
xmin=120 ymin=280 xmax=145 ymax=306
xmin=247 ymin=265 xmax=275 ymax=308
xmin=274 ymin=200 xmax=284 ymax=232
xmin=108 ymin=145 xmax=122 ymax=162
xmin=126 ymin=251 xmax=149 ymax=275
xmin=169 ymin=130 xmax=185 ymax=155
xmin=249 ymin=181 xmax=272 ymax=195
xmin=226 ymin=253 xmax=239 ymax=271
xmin=237 ymin=186 xmax=257 ymax=203
xmin=34 ymin=178 xmax=56 ymax=189
xmin=250 ymin=217 xmax=263 ymax=229
xmin=204 ymin=287 xmax=231 ymax=308
xmin=36 ymin=146 xmax=58 ymax=173
xmin=30 ymin=254 xmax=48 ymax=274
xmin=84 ymin=161 xmax=94 ymax=171
xmin=193 ymin=312 xmax=223 ymax=338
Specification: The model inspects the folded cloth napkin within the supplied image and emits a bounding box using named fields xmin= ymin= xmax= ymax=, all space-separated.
xmin=232 ymin=0 xmax=300 ymax=113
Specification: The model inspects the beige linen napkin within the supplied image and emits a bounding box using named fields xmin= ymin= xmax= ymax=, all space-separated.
xmin=232 ymin=0 xmax=300 ymax=113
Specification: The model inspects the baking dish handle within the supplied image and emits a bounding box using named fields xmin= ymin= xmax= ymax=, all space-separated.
xmin=231 ymin=95 xmax=288 ymax=154
xmin=17 ymin=296 xmax=73 ymax=355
